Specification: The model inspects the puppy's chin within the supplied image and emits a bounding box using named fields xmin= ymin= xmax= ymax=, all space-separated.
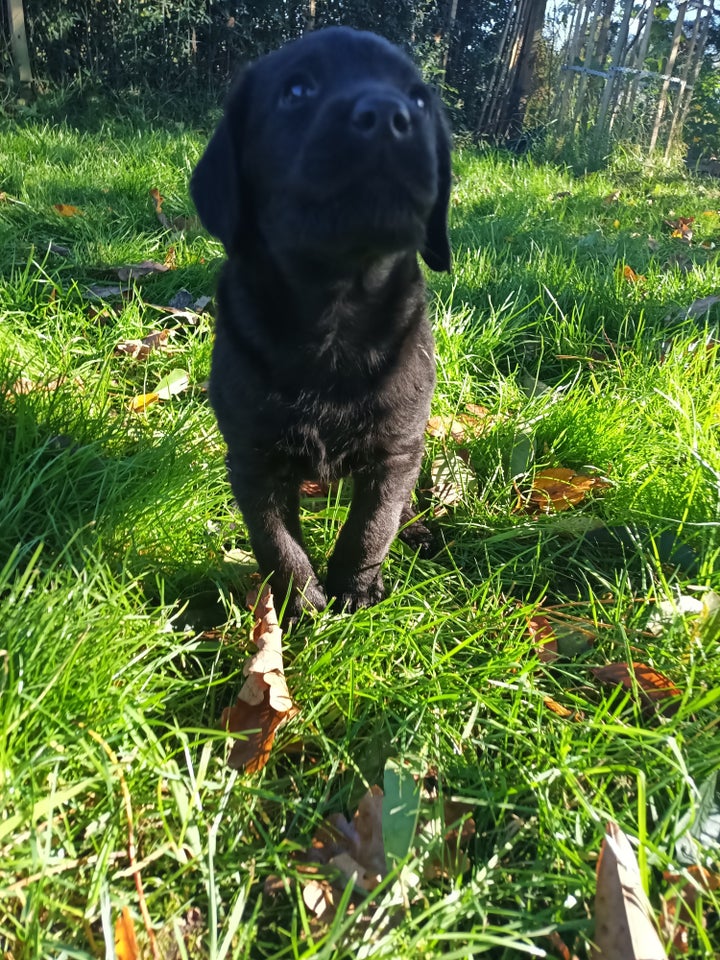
xmin=264 ymin=187 xmax=432 ymax=270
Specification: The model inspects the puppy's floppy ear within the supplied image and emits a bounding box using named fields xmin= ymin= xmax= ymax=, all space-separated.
xmin=421 ymin=104 xmax=452 ymax=273
xmin=190 ymin=70 xmax=251 ymax=255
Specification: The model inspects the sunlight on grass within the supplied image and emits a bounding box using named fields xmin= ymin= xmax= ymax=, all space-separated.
xmin=0 ymin=115 xmax=718 ymax=958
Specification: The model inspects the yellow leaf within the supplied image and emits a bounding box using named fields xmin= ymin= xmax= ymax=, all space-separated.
xmin=623 ymin=264 xmax=645 ymax=283
xmin=53 ymin=203 xmax=83 ymax=217
xmin=114 ymin=906 xmax=139 ymax=960
xmin=129 ymin=391 xmax=159 ymax=413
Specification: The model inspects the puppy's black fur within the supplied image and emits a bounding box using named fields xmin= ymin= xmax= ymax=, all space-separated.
xmin=191 ymin=26 xmax=451 ymax=621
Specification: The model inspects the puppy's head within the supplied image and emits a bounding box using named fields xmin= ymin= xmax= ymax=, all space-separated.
xmin=191 ymin=27 xmax=451 ymax=274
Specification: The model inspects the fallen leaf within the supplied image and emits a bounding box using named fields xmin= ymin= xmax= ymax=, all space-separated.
xmin=683 ymin=295 xmax=720 ymax=319
xmin=114 ymin=329 xmax=171 ymax=359
xmin=543 ymin=696 xmax=575 ymax=718
xmin=221 ymin=588 xmax=298 ymax=772
xmin=129 ymin=391 xmax=160 ymax=413
xmin=528 ymin=612 xmax=595 ymax=661
xmin=114 ymin=906 xmax=139 ymax=960
xmin=302 ymin=878 xmax=340 ymax=920
xmin=52 ymin=203 xmax=83 ymax=217
xmin=661 ymin=864 xmax=720 ymax=954
xmin=623 ymin=264 xmax=646 ymax=283
xmin=155 ymin=368 xmax=189 ymax=399
xmin=48 ymin=242 xmax=71 ymax=257
xmin=383 ymin=759 xmax=423 ymax=868
xmin=675 ymin=771 xmax=720 ymax=867
xmin=426 ymin=403 xmax=499 ymax=442
xmin=519 ymin=467 xmax=610 ymax=514
xmin=85 ymin=284 xmax=128 ymax=300
xmin=665 ymin=217 xmax=694 ymax=243
xmin=527 ymin=614 xmax=559 ymax=662
xmin=591 ymin=822 xmax=665 ymax=960
xmin=591 ymin=661 xmax=682 ymax=714
xmin=428 ymin=449 xmax=477 ymax=510
xmin=116 ymin=260 xmax=171 ymax=282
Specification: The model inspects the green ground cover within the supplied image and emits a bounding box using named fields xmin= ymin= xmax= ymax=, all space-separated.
xmin=0 ymin=111 xmax=719 ymax=958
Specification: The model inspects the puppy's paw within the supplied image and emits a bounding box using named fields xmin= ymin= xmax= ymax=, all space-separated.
xmin=397 ymin=517 xmax=434 ymax=557
xmin=278 ymin=580 xmax=327 ymax=627
xmin=328 ymin=574 xmax=385 ymax=613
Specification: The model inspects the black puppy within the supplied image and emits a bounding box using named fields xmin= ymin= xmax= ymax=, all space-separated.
xmin=191 ymin=26 xmax=451 ymax=621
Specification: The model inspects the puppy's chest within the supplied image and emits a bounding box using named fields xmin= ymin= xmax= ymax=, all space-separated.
xmin=272 ymin=387 xmax=379 ymax=478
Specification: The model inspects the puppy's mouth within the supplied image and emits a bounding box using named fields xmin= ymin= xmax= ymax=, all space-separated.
xmin=265 ymin=173 xmax=435 ymax=265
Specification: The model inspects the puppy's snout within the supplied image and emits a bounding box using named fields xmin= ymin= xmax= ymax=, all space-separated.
xmin=350 ymin=94 xmax=412 ymax=141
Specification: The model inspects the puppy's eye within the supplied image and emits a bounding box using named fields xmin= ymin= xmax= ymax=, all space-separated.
xmin=410 ymin=87 xmax=429 ymax=111
xmin=281 ymin=76 xmax=318 ymax=106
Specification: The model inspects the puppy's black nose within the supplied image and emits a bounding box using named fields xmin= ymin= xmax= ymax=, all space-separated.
xmin=351 ymin=94 xmax=412 ymax=140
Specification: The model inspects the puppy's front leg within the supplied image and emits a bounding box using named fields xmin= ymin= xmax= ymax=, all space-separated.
xmin=228 ymin=462 xmax=327 ymax=621
xmin=326 ymin=453 xmax=421 ymax=611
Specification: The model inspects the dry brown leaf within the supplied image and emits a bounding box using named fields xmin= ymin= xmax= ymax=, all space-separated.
xmin=426 ymin=403 xmax=500 ymax=443
xmin=592 ymin=661 xmax=682 ymax=715
xmin=527 ymin=614 xmax=559 ymax=662
xmin=519 ymin=467 xmax=610 ymax=514
xmin=53 ymin=203 xmax=83 ymax=217
xmin=221 ymin=588 xmax=298 ymax=772
xmin=543 ymin=696 xmax=575 ymax=719
xmin=114 ymin=329 xmax=171 ymax=360
xmin=660 ymin=865 xmax=720 ymax=955
xmin=114 ymin=906 xmax=139 ymax=960
xmin=302 ymin=878 xmax=341 ymax=920
xmin=429 ymin=449 xmax=477 ymax=510
xmin=623 ymin=264 xmax=646 ymax=283
xmin=665 ymin=217 xmax=694 ymax=243
xmin=116 ymin=260 xmax=171 ymax=282
xmin=591 ymin=822 xmax=665 ymax=960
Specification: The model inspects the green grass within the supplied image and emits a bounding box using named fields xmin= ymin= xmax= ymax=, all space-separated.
xmin=1 ymin=108 xmax=719 ymax=959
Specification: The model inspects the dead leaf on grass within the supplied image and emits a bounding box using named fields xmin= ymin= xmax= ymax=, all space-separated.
xmin=660 ymin=865 xmax=720 ymax=955
xmin=85 ymin=283 xmax=129 ymax=301
xmin=665 ymin=217 xmax=694 ymax=243
xmin=53 ymin=203 xmax=83 ymax=217
xmin=527 ymin=614 xmax=559 ymax=662
xmin=623 ymin=264 xmax=646 ymax=283
xmin=221 ymin=588 xmax=298 ymax=772
xmin=527 ymin=611 xmax=596 ymax=660
xmin=150 ymin=187 xmax=200 ymax=232
xmin=682 ymin=294 xmax=720 ymax=319
xmin=129 ymin=391 xmax=160 ymax=413
xmin=114 ymin=329 xmax=172 ymax=359
xmin=428 ymin=449 xmax=477 ymax=511
xmin=116 ymin=260 xmax=172 ymax=282
xmin=591 ymin=822 xmax=665 ymax=960
xmin=592 ymin=661 xmax=682 ymax=715
xmin=518 ymin=467 xmax=611 ymax=514
xmin=114 ymin=906 xmax=140 ymax=960
xmin=426 ymin=403 xmax=501 ymax=442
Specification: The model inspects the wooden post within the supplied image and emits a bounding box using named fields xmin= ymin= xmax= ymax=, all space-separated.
xmin=648 ymin=0 xmax=688 ymax=153
xmin=5 ymin=0 xmax=33 ymax=88
xmin=664 ymin=0 xmax=708 ymax=158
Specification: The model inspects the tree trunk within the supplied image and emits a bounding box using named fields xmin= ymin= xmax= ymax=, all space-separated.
xmin=304 ymin=0 xmax=317 ymax=33
xmin=500 ymin=0 xmax=548 ymax=139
